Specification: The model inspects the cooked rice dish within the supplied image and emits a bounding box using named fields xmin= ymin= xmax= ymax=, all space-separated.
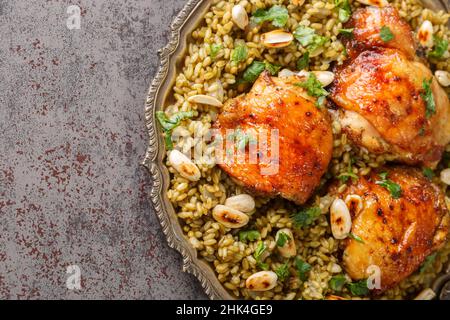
xmin=157 ymin=0 xmax=450 ymax=300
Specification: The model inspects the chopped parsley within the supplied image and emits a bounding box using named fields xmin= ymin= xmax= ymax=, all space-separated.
xmin=380 ymin=26 xmax=394 ymax=42
xmin=239 ymin=61 xmax=281 ymax=84
xmin=210 ymin=44 xmax=223 ymax=59
xmin=347 ymin=279 xmax=369 ymax=296
xmin=420 ymin=253 xmax=437 ymax=273
xmin=254 ymin=241 xmax=269 ymax=270
xmin=375 ymin=171 xmax=402 ymax=199
xmin=295 ymin=73 xmax=328 ymax=96
xmin=338 ymin=157 xmax=358 ymax=183
xmin=156 ymin=111 xmax=194 ymax=150
xmin=423 ymin=167 xmax=434 ymax=180
xmin=275 ymin=263 xmax=290 ymax=282
xmin=348 ymin=232 xmax=365 ymax=244
xmin=338 ymin=28 xmax=354 ymax=37
xmin=292 ymin=207 xmax=321 ymax=228
xmin=295 ymin=257 xmax=312 ymax=281
xmin=296 ymin=52 xmax=310 ymax=70
xmin=250 ymin=5 xmax=289 ymax=28
xmin=428 ymin=36 xmax=448 ymax=59
xmin=335 ymin=0 xmax=352 ymax=23
xmin=329 ymin=275 xmax=347 ymax=292
xmin=295 ymin=73 xmax=329 ymax=107
xmin=294 ymin=26 xmax=329 ymax=53
xmin=276 ymin=232 xmax=290 ymax=247
xmin=421 ymin=78 xmax=436 ymax=118
xmin=231 ymin=43 xmax=248 ymax=64
xmin=265 ymin=62 xmax=281 ymax=76
xmin=241 ymin=61 xmax=266 ymax=83
xmin=239 ymin=230 xmax=260 ymax=243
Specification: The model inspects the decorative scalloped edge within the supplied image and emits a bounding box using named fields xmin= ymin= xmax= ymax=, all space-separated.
xmin=142 ymin=0 xmax=224 ymax=300
xmin=143 ymin=0 xmax=450 ymax=301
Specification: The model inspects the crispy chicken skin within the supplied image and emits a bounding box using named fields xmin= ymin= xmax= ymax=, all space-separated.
xmin=330 ymin=167 xmax=450 ymax=293
xmin=331 ymin=6 xmax=450 ymax=167
xmin=345 ymin=6 xmax=416 ymax=59
xmin=214 ymin=71 xmax=333 ymax=204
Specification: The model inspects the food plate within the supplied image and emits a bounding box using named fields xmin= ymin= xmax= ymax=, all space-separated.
xmin=143 ymin=0 xmax=450 ymax=300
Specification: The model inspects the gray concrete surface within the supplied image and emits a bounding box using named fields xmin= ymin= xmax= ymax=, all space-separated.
xmin=0 ymin=0 xmax=207 ymax=299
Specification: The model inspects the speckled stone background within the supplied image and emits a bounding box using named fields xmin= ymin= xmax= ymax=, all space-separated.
xmin=0 ymin=0 xmax=207 ymax=299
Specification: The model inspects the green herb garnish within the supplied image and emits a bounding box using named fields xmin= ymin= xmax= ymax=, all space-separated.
xmin=420 ymin=253 xmax=437 ymax=273
xmin=297 ymin=52 xmax=310 ymax=70
xmin=348 ymin=232 xmax=365 ymax=244
xmin=265 ymin=62 xmax=281 ymax=76
xmin=375 ymin=171 xmax=402 ymax=199
xmin=347 ymin=279 xmax=369 ymax=296
xmin=338 ymin=172 xmax=359 ymax=183
xmin=292 ymin=207 xmax=321 ymax=228
xmin=295 ymin=73 xmax=329 ymax=97
xmin=275 ymin=263 xmax=290 ymax=282
xmin=239 ymin=230 xmax=260 ymax=243
xmin=421 ymin=78 xmax=436 ymax=118
xmin=339 ymin=28 xmax=354 ymax=37
xmin=254 ymin=241 xmax=268 ymax=270
xmin=294 ymin=26 xmax=329 ymax=53
xmin=210 ymin=44 xmax=223 ymax=59
xmin=335 ymin=0 xmax=352 ymax=23
xmin=329 ymin=275 xmax=347 ymax=292
xmin=423 ymin=167 xmax=434 ymax=180
xmin=251 ymin=5 xmax=289 ymax=28
xmin=295 ymin=257 xmax=312 ymax=281
xmin=241 ymin=61 xmax=266 ymax=83
xmin=231 ymin=43 xmax=248 ymax=64
xmin=380 ymin=26 xmax=394 ymax=42
xmin=276 ymin=232 xmax=290 ymax=247
xmin=156 ymin=111 xmax=194 ymax=150
xmin=428 ymin=36 xmax=448 ymax=59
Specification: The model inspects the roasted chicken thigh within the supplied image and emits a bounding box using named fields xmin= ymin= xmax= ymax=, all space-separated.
xmin=331 ymin=6 xmax=450 ymax=167
xmin=214 ymin=71 xmax=333 ymax=204
xmin=330 ymin=167 xmax=450 ymax=292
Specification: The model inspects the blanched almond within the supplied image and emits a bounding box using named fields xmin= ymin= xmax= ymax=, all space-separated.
xmin=330 ymin=198 xmax=352 ymax=240
xmin=232 ymin=4 xmax=249 ymax=30
xmin=224 ymin=194 xmax=255 ymax=213
xmin=261 ymin=30 xmax=294 ymax=48
xmin=312 ymin=71 xmax=335 ymax=87
xmin=417 ymin=20 xmax=434 ymax=47
xmin=278 ymin=68 xmax=296 ymax=78
xmin=212 ymin=205 xmax=249 ymax=228
xmin=275 ymin=228 xmax=296 ymax=258
xmin=187 ymin=94 xmax=223 ymax=107
xmin=344 ymin=194 xmax=364 ymax=216
xmin=435 ymin=70 xmax=450 ymax=87
xmin=440 ymin=168 xmax=450 ymax=185
xmin=356 ymin=0 xmax=389 ymax=7
xmin=168 ymin=150 xmax=201 ymax=181
xmin=246 ymin=271 xmax=278 ymax=291
xmin=414 ymin=288 xmax=436 ymax=300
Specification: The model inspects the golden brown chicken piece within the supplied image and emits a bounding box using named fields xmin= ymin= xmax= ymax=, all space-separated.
xmin=330 ymin=167 xmax=450 ymax=293
xmin=345 ymin=6 xmax=417 ymax=59
xmin=214 ymin=71 xmax=333 ymax=204
xmin=331 ymin=6 xmax=450 ymax=167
